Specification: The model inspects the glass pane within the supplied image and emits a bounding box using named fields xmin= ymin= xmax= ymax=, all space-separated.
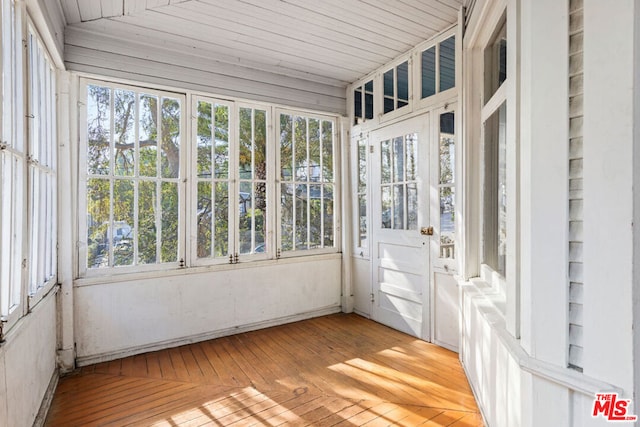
xmin=113 ymin=89 xmax=135 ymax=176
xmin=254 ymin=185 xmax=266 ymax=254
xmin=196 ymin=101 xmax=212 ymax=178
xmin=323 ymin=184 xmax=334 ymax=247
xmin=280 ymin=114 xmax=293 ymax=181
xmin=440 ymin=186 xmax=455 ymax=258
xmin=160 ymin=181 xmax=179 ymax=262
xmin=364 ymin=80 xmax=373 ymax=92
xmin=321 ymin=121 xmax=333 ymax=182
xmin=214 ymin=104 xmax=229 ymax=179
xmin=397 ymin=61 xmax=409 ymax=104
xmin=406 ymin=133 xmax=417 ymax=181
xmin=239 ymin=108 xmax=253 ymax=179
xmin=309 ymin=119 xmax=320 ymax=181
xmin=239 ymin=181 xmax=253 ymax=255
xmin=497 ymin=103 xmax=507 ymax=275
xmin=197 ymin=181 xmax=212 ymax=258
xmin=381 ymin=186 xmax=391 ymax=229
xmin=383 ymin=69 xmax=394 ymax=97
xmin=214 ymin=182 xmax=229 ymax=257
xmin=138 ymin=181 xmax=157 ymax=264
xmin=381 ymin=139 xmax=391 ymax=184
xmin=358 ymin=139 xmax=367 ymax=193
xmin=383 ymin=97 xmax=394 ymax=114
xmin=439 ymin=36 xmax=456 ymax=92
xmin=440 ymin=112 xmax=455 ymax=184
xmin=254 ymin=109 xmax=267 ymax=181
xmin=484 ymin=102 xmax=507 ymax=275
xmin=139 ymin=94 xmax=158 ymax=177
xmin=365 ymin=93 xmax=374 ymax=120
xmin=87 ymin=85 xmax=110 ymax=175
xmin=309 ymin=184 xmax=322 ymax=248
xmin=113 ymin=179 xmax=134 ymax=266
xmin=161 ymin=97 xmax=180 ymax=179
xmin=294 ymin=116 xmax=307 ymax=180
xmin=393 ymin=136 xmax=404 ymax=183
xmin=280 ymin=184 xmax=294 ymax=251
xmin=407 ymin=183 xmax=418 ymax=230
xmin=421 ymin=47 xmax=436 ymax=99
xmin=485 ymin=19 xmax=507 ymax=103
xmin=358 ymin=194 xmax=367 ymax=247
xmin=296 ymin=184 xmax=308 ymax=250
xmin=354 ymin=87 xmax=362 ymax=122
xmin=393 ymin=184 xmax=405 ymax=230
xmin=87 ymin=178 xmax=110 ymax=268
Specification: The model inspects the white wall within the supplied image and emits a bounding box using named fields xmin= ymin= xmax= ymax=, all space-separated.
xmin=74 ymin=256 xmax=342 ymax=363
xmin=63 ymin=22 xmax=346 ymax=115
xmin=460 ymin=0 xmax=638 ymax=425
xmin=351 ymin=257 xmax=371 ymax=317
xmin=0 ymin=293 xmax=57 ymax=427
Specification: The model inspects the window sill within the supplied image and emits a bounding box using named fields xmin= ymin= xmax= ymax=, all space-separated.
xmin=459 ymin=276 xmax=624 ymax=397
xmin=74 ymin=252 xmax=342 ymax=288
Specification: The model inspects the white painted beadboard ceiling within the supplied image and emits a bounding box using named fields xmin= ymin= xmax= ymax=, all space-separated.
xmin=60 ymin=0 xmax=461 ymax=85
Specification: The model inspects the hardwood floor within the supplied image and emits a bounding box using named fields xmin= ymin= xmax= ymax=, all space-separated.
xmin=45 ymin=314 xmax=483 ymax=426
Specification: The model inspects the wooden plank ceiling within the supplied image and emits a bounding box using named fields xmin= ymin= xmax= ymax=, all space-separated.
xmin=59 ymin=0 xmax=461 ymax=85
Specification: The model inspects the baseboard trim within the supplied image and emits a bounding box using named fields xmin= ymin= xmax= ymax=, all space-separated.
xmin=33 ymin=369 xmax=58 ymax=427
xmin=76 ymin=305 xmax=342 ymax=367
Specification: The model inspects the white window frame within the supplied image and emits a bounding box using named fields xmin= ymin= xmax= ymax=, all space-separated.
xmin=26 ymin=19 xmax=57 ymax=307
xmin=380 ymin=53 xmax=413 ymax=123
xmin=276 ymin=108 xmax=340 ymax=259
xmin=413 ymin=26 xmax=459 ymax=111
xmin=351 ymin=131 xmax=369 ymax=259
xmin=0 ymin=0 xmax=26 ymax=328
xmin=463 ymin=0 xmax=520 ymax=336
xmin=78 ymin=79 xmax=187 ymax=277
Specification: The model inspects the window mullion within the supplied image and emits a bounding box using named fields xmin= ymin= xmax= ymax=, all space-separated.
xmin=133 ymin=95 xmax=140 ymax=266
xmin=155 ymin=98 xmax=162 ymax=264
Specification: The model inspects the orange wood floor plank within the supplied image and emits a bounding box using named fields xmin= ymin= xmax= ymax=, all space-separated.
xmin=45 ymin=314 xmax=483 ymax=427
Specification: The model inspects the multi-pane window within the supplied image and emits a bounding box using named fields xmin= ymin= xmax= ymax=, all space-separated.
xmin=0 ymin=0 xmax=24 ymax=321
xmin=27 ymin=25 xmax=57 ymax=296
xmin=355 ymin=136 xmax=368 ymax=250
xmin=438 ymin=112 xmax=455 ymax=259
xmin=421 ymin=35 xmax=456 ymax=100
xmin=195 ymin=99 xmax=231 ymax=261
xmin=279 ymin=112 xmax=335 ymax=253
xmin=380 ymin=134 xmax=418 ymax=230
xmin=383 ymin=60 xmax=410 ymax=114
xmin=482 ymin=14 xmax=508 ymax=277
xmin=84 ymin=82 xmax=184 ymax=271
xmin=353 ymin=80 xmax=374 ymax=125
xmin=238 ymin=106 xmax=268 ymax=256
xmin=1 ymin=6 xmax=58 ymax=329
xmin=83 ymin=85 xmax=339 ymax=274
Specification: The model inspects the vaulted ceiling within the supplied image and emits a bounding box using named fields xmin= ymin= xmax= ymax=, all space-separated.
xmin=56 ymin=0 xmax=464 ymax=113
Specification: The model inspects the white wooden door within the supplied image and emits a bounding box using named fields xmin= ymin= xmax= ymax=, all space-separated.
xmin=370 ymin=116 xmax=430 ymax=339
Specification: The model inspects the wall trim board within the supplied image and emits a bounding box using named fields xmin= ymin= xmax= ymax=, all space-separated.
xmin=32 ymin=370 xmax=59 ymax=427
xmin=460 ymin=279 xmax=623 ymax=398
xmin=75 ymin=305 xmax=341 ymax=367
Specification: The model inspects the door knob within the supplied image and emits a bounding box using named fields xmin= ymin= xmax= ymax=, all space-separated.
xmin=420 ymin=226 xmax=434 ymax=236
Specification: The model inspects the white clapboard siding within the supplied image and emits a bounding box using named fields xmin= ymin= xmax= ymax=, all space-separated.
xmin=568 ymin=0 xmax=584 ymax=372
xmin=66 ymin=20 xmax=348 ymax=87
xmin=65 ymin=45 xmax=346 ymax=113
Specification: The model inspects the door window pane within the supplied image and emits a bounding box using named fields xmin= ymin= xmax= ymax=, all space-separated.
xmin=439 ymin=112 xmax=456 ymax=259
xmin=379 ymin=133 xmax=419 ymax=230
